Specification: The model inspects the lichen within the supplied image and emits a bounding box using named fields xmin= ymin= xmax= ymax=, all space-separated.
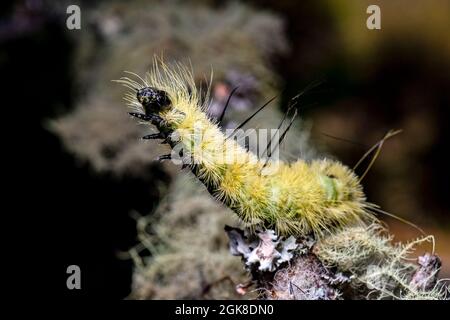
xmin=127 ymin=174 xmax=253 ymax=299
xmin=314 ymin=224 xmax=449 ymax=299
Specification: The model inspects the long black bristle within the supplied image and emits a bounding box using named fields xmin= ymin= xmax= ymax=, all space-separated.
xmin=226 ymin=95 xmax=277 ymax=140
xmin=320 ymin=132 xmax=367 ymax=148
xmin=217 ymin=86 xmax=239 ymax=124
xmin=277 ymin=109 xmax=298 ymax=148
xmin=262 ymin=109 xmax=298 ymax=168
xmin=260 ymin=98 xmax=292 ymax=158
xmin=261 ymin=89 xmax=306 ymax=156
xmin=259 ymin=81 xmax=323 ymax=158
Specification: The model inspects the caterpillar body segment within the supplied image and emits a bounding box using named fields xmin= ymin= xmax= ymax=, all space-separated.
xmin=117 ymin=61 xmax=374 ymax=237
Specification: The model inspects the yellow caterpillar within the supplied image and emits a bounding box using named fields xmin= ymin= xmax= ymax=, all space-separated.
xmin=116 ymin=60 xmax=378 ymax=237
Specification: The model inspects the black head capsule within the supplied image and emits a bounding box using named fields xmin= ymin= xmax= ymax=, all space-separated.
xmin=137 ymin=87 xmax=171 ymax=115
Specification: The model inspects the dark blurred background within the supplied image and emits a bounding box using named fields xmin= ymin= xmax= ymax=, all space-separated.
xmin=2 ymin=0 xmax=449 ymax=298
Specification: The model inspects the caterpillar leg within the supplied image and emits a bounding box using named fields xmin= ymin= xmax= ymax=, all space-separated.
xmin=142 ymin=133 xmax=165 ymax=140
xmin=142 ymin=132 xmax=171 ymax=145
xmin=157 ymin=154 xmax=172 ymax=162
xmin=128 ymin=112 xmax=164 ymax=125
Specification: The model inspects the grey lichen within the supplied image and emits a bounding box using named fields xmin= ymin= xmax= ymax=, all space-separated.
xmin=225 ymin=223 xmax=448 ymax=300
xmin=126 ymin=174 xmax=253 ymax=299
xmin=225 ymin=226 xmax=340 ymax=300
xmin=226 ymin=227 xmax=298 ymax=272
xmin=313 ymin=224 xmax=449 ymax=299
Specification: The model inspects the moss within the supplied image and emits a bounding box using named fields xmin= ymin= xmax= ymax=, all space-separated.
xmin=314 ymin=224 xmax=448 ymax=299
xmin=127 ymin=174 xmax=254 ymax=299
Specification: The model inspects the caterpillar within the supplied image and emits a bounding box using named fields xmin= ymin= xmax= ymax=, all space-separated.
xmin=116 ymin=60 xmax=381 ymax=237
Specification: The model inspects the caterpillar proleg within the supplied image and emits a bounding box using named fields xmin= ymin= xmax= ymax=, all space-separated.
xmin=116 ymin=60 xmax=376 ymax=237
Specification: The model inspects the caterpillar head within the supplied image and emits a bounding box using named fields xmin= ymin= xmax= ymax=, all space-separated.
xmin=137 ymin=87 xmax=171 ymax=115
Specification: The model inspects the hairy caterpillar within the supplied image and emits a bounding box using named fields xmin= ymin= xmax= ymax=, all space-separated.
xmin=116 ymin=60 xmax=383 ymax=237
